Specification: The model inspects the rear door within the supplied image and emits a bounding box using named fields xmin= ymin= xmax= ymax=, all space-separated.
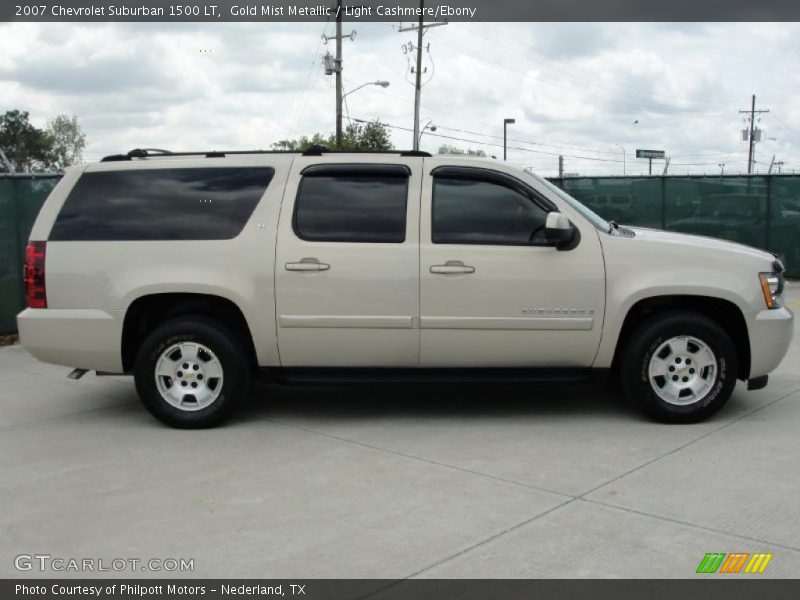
xmin=275 ymin=157 xmax=422 ymax=366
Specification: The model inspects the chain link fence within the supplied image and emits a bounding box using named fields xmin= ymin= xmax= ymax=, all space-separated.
xmin=551 ymin=175 xmax=800 ymax=278
xmin=0 ymin=175 xmax=60 ymax=332
xmin=1 ymin=173 xmax=798 ymax=333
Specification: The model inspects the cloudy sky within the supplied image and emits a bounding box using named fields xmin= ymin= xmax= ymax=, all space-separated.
xmin=1 ymin=20 xmax=799 ymax=176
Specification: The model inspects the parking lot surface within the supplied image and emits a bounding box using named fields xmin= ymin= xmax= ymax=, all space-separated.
xmin=2 ymin=285 xmax=799 ymax=579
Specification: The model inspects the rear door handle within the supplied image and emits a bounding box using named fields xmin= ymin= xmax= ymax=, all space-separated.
xmin=285 ymin=258 xmax=330 ymax=272
xmin=430 ymin=261 xmax=475 ymax=275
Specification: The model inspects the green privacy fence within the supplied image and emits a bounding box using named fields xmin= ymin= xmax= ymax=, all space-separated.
xmin=551 ymin=175 xmax=800 ymax=278
xmin=1 ymin=173 xmax=799 ymax=333
xmin=0 ymin=175 xmax=60 ymax=333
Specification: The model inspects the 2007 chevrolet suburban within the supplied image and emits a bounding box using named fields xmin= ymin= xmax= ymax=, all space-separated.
xmin=17 ymin=147 xmax=794 ymax=427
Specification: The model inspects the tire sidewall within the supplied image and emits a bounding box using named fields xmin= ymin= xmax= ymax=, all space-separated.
xmin=134 ymin=319 xmax=249 ymax=428
xmin=623 ymin=313 xmax=738 ymax=422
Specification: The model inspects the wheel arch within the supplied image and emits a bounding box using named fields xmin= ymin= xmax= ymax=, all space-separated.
xmin=611 ymin=295 xmax=751 ymax=381
xmin=121 ymin=292 xmax=257 ymax=373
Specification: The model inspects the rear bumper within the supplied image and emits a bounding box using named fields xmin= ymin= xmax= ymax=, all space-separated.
xmin=748 ymin=306 xmax=794 ymax=379
xmin=17 ymin=308 xmax=124 ymax=373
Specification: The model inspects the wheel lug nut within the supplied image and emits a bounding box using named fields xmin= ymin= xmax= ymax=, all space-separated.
xmin=197 ymin=374 xmax=203 ymax=380
xmin=193 ymin=364 xmax=199 ymax=371
xmin=685 ymin=359 xmax=691 ymax=364
xmin=191 ymin=382 xmax=197 ymax=388
xmin=682 ymin=377 xmax=689 ymax=382
xmin=177 ymin=371 xmax=183 ymax=377
xmin=675 ymin=358 xmax=682 ymax=364
xmin=668 ymin=366 xmax=674 ymax=372
xmin=183 ymin=363 xmax=189 ymax=369
xmin=672 ymin=375 xmax=678 ymax=381
xmin=181 ymin=381 xmax=187 ymax=387
xmin=689 ymin=368 xmax=695 ymax=374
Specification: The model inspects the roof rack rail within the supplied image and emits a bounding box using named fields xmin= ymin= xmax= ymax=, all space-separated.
xmin=100 ymin=148 xmax=433 ymax=162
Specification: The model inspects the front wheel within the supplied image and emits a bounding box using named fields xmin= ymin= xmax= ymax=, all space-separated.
xmin=134 ymin=317 xmax=250 ymax=428
xmin=621 ymin=311 xmax=738 ymax=423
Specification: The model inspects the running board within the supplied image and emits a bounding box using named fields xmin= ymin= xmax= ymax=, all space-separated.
xmin=67 ymin=368 xmax=89 ymax=380
xmin=265 ymin=367 xmax=603 ymax=385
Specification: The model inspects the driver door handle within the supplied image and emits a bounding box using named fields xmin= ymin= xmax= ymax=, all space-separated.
xmin=285 ymin=258 xmax=330 ymax=272
xmin=430 ymin=261 xmax=475 ymax=275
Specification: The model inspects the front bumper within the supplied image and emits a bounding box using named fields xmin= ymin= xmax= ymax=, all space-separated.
xmin=17 ymin=308 xmax=124 ymax=373
xmin=748 ymin=306 xmax=794 ymax=379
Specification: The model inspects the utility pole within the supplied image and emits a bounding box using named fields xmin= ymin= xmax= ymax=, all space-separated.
xmin=323 ymin=1 xmax=355 ymax=148
xmin=398 ymin=1 xmax=447 ymax=150
xmin=503 ymin=118 xmax=515 ymax=161
xmin=558 ymin=155 xmax=564 ymax=179
xmin=413 ymin=5 xmax=423 ymax=150
xmin=335 ymin=0 xmax=343 ymax=148
xmin=739 ymin=94 xmax=769 ymax=174
xmin=767 ymin=154 xmax=776 ymax=174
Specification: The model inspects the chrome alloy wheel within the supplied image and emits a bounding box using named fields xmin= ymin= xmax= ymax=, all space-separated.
xmin=154 ymin=342 xmax=224 ymax=411
xmin=647 ymin=335 xmax=718 ymax=406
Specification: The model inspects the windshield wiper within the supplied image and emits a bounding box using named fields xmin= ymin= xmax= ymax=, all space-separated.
xmin=608 ymin=220 xmax=619 ymax=233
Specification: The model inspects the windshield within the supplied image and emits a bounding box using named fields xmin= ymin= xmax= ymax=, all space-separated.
xmin=527 ymin=173 xmax=612 ymax=232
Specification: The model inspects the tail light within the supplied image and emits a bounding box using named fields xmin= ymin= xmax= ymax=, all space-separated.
xmin=24 ymin=241 xmax=47 ymax=308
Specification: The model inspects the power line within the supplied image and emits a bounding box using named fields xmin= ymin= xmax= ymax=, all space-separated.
xmin=462 ymin=22 xmax=729 ymax=115
xmin=430 ymin=29 xmax=730 ymax=117
xmin=354 ymin=117 xmax=625 ymax=162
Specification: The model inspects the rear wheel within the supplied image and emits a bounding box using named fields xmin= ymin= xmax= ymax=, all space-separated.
xmin=134 ymin=317 xmax=250 ymax=428
xmin=621 ymin=311 xmax=738 ymax=423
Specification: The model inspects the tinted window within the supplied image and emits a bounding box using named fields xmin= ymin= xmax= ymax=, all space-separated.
xmin=433 ymin=177 xmax=549 ymax=245
xmin=50 ymin=167 xmax=274 ymax=241
xmin=294 ymin=171 xmax=408 ymax=243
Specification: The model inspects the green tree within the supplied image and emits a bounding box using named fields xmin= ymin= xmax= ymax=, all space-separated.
xmin=45 ymin=114 xmax=86 ymax=170
xmin=0 ymin=110 xmax=53 ymax=173
xmin=437 ymin=144 xmax=487 ymax=157
xmin=272 ymin=120 xmax=394 ymax=152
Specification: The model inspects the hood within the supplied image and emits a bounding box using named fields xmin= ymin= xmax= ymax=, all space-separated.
xmin=626 ymin=227 xmax=775 ymax=263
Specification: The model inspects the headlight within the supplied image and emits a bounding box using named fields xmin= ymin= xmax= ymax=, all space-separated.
xmin=759 ymin=272 xmax=784 ymax=309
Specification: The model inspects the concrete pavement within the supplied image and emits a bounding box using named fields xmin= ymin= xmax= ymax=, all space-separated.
xmin=1 ymin=285 xmax=799 ymax=579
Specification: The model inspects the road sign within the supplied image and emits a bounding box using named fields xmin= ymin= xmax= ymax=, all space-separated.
xmin=636 ymin=149 xmax=665 ymax=159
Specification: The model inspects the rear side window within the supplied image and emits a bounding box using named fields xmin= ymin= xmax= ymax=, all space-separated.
xmin=294 ymin=165 xmax=409 ymax=243
xmin=49 ymin=167 xmax=274 ymax=241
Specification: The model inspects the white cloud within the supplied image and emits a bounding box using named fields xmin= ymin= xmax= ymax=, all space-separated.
xmin=1 ymin=21 xmax=799 ymax=175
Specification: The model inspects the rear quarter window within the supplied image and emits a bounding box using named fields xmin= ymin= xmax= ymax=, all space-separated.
xmin=49 ymin=167 xmax=274 ymax=241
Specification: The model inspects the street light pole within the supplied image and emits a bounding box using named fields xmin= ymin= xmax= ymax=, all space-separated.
xmin=342 ymin=80 xmax=390 ymax=100
xmin=503 ymin=118 xmax=515 ymax=161
xmin=418 ymin=119 xmax=436 ymax=147
xmin=617 ymin=144 xmax=626 ymax=175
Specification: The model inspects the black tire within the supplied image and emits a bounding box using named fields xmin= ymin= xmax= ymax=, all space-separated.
xmin=620 ymin=310 xmax=738 ymax=423
xmin=134 ymin=317 xmax=250 ymax=428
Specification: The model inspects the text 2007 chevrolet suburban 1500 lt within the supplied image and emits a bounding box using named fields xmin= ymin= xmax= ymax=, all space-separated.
xmin=17 ymin=147 xmax=794 ymax=427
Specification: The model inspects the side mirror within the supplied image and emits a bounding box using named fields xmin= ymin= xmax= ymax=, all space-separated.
xmin=544 ymin=212 xmax=576 ymax=249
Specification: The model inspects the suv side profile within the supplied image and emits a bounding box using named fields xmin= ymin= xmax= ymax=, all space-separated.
xmin=18 ymin=148 xmax=794 ymax=427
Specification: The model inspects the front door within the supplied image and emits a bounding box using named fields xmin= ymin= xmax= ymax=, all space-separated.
xmin=419 ymin=163 xmax=605 ymax=367
xmin=275 ymin=158 xmax=422 ymax=367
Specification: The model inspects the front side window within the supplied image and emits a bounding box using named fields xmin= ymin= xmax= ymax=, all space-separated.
xmin=294 ymin=167 xmax=408 ymax=243
xmin=50 ymin=167 xmax=274 ymax=241
xmin=433 ymin=176 xmax=549 ymax=245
